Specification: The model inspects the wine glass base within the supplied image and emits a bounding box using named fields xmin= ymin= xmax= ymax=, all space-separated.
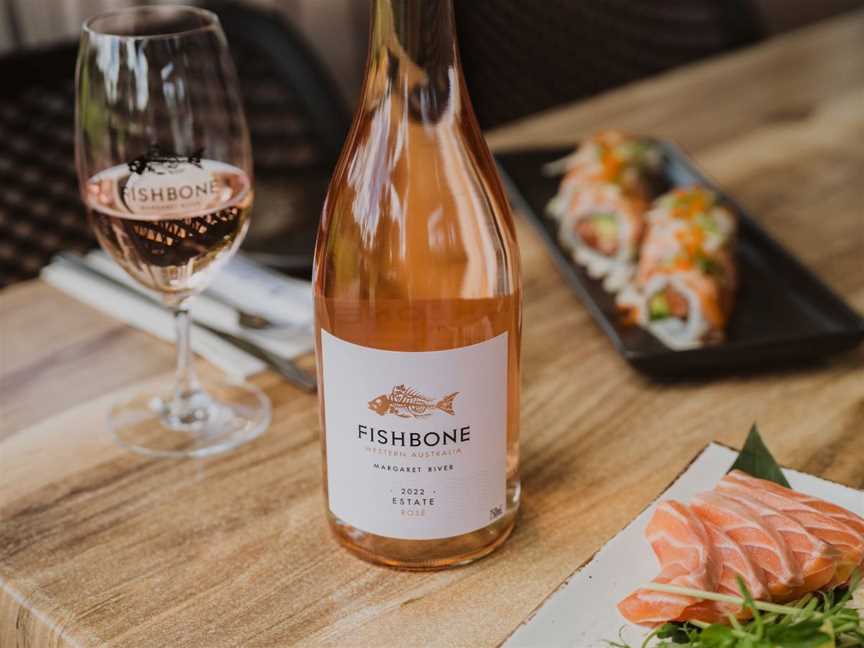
xmin=109 ymin=379 xmax=271 ymax=459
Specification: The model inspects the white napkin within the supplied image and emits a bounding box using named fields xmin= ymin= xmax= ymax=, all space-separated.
xmin=83 ymin=252 xmax=314 ymax=359
xmin=41 ymin=252 xmax=315 ymax=379
xmin=205 ymin=254 xmax=313 ymax=327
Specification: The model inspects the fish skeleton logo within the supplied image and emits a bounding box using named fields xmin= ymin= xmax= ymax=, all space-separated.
xmin=368 ymin=385 xmax=459 ymax=418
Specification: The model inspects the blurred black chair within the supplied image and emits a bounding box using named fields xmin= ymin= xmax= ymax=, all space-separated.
xmin=454 ymin=0 xmax=766 ymax=129
xmin=0 ymin=1 xmax=348 ymax=289
xmin=210 ymin=1 xmax=349 ymax=273
xmin=0 ymin=44 xmax=82 ymax=288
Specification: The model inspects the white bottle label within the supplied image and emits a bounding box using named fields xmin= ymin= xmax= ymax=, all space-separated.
xmin=321 ymin=330 xmax=508 ymax=540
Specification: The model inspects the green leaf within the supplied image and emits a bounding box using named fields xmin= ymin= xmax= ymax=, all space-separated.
xmin=765 ymin=620 xmax=830 ymax=647
xmin=656 ymin=624 xmax=682 ymax=639
xmin=729 ymin=424 xmax=791 ymax=488
xmin=694 ymin=625 xmax=736 ymax=646
xmin=656 ymin=623 xmax=692 ymax=643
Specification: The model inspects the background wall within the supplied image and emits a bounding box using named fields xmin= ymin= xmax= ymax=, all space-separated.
xmin=0 ymin=0 xmax=369 ymax=103
xmin=1 ymin=0 xmax=862 ymax=111
xmin=754 ymin=0 xmax=864 ymax=32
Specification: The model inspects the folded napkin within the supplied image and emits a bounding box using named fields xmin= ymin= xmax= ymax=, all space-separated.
xmin=41 ymin=252 xmax=315 ymax=379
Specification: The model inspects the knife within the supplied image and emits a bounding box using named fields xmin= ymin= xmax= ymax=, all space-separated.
xmin=56 ymin=253 xmax=317 ymax=393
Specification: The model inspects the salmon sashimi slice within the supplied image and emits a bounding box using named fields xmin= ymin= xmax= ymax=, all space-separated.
xmin=691 ymin=491 xmax=801 ymax=601
xmin=702 ymin=519 xmax=771 ymax=615
xmin=618 ymin=501 xmax=719 ymax=626
xmin=673 ymin=600 xmax=726 ymax=625
xmin=720 ymin=492 xmax=838 ymax=598
xmin=719 ymin=470 xmax=864 ymax=586
xmin=672 ymin=519 xmax=773 ymax=624
xmin=619 ymin=564 xmax=715 ymax=626
xmin=727 ymin=471 xmax=864 ymax=538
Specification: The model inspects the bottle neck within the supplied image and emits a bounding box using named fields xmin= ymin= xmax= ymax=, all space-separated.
xmin=367 ymin=0 xmax=460 ymax=123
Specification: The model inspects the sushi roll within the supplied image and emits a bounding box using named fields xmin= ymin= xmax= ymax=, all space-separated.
xmin=618 ymin=187 xmax=737 ymax=349
xmin=557 ymin=183 xmax=648 ymax=291
xmin=644 ymin=186 xmax=736 ymax=258
xmin=547 ymin=132 xmax=660 ymax=290
xmin=546 ymin=130 xmax=660 ymax=220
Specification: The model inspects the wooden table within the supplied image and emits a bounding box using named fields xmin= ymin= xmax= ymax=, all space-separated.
xmin=2 ymin=12 xmax=863 ymax=648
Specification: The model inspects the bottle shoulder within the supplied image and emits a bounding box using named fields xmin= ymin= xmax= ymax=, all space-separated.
xmin=315 ymin=101 xmax=519 ymax=300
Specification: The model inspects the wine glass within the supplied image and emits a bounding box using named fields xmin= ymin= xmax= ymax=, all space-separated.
xmin=75 ymin=6 xmax=270 ymax=458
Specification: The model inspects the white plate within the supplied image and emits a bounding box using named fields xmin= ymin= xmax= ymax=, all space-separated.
xmin=504 ymin=443 xmax=864 ymax=648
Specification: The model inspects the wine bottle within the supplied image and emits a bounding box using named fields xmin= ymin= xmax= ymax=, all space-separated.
xmin=313 ymin=0 xmax=522 ymax=570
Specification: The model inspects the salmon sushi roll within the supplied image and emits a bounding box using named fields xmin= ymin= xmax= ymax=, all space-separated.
xmin=617 ymin=187 xmax=737 ymax=349
xmin=546 ymin=133 xmax=661 ymax=290
xmin=645 ymin=186 xmax=736 ymax=253
xmin=546 ymin=130 xmax=661 ymax=210
xmin=557 ymin=183 xmax=649 ymax=291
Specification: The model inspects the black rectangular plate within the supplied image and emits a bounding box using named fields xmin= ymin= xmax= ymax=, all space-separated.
xmin=496 ymin=142 xmax=864 ymax=377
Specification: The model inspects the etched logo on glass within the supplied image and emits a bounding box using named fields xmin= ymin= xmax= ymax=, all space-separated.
xmin=121 ymin=145 xmax=220 ymax=216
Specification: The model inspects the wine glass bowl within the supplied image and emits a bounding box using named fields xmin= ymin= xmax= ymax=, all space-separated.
xmin=76 ymin=6 xmax=270 ymax=458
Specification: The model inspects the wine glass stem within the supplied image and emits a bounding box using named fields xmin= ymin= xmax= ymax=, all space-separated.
xmin=168 ymin=304 xmax=208 ymax=426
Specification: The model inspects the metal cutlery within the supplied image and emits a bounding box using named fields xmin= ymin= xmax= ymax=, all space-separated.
xmin=56 ymin=253 xmax=317 ymax=392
